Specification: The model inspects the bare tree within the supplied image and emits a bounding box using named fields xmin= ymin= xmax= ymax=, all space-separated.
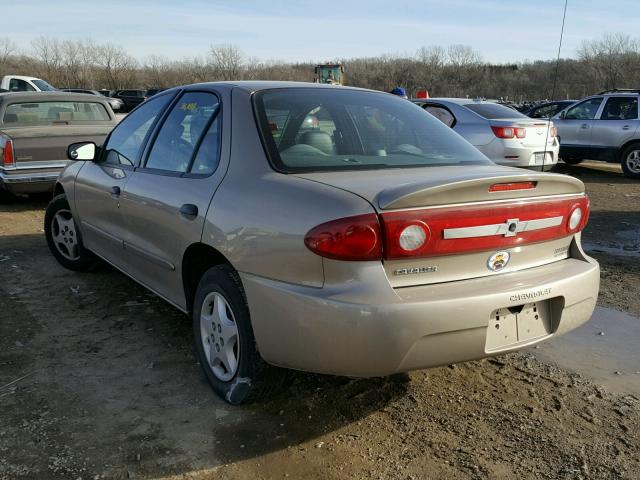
xmin=208 ymin=44 xmax=244 ymax=80
xmin=0 ymin=37 xmax=17 ymax=73
xmin=31 ymin=36 xmax=63 ymax=84
xmin=95 ymin=43 xmax=138 ymax=89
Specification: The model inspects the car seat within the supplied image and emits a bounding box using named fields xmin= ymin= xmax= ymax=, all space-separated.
xmin=298 ymin=131 xmax=335 ymax=155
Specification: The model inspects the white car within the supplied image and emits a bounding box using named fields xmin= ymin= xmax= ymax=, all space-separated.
xmin=415 ymin=98 xmax=559 ymax=171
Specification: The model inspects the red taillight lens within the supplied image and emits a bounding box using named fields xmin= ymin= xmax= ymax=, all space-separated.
xmin=550 ymin=126 xmax=558 ymax=137
xmin=3 ymin=139 xmax=14 ymax=167
xmin=489 ymin=181 xmax=537 ymax=192
xmin=304 ymin=214 xmax=382 ymax=261
xmin=491 ymin=126 xmax=526 ymax=139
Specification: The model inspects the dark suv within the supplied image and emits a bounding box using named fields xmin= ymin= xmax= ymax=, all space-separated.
xmin=111 ymin=89 xmax=147 ymax=112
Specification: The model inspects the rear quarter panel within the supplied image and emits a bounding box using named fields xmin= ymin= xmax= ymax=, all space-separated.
xmin=202 ymin=87 xmax=376 ymax=288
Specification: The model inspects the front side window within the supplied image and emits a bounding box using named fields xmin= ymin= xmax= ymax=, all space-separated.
xmin=565 ymin=98 xmax=603 ymax=120
xmin=145 ymin=92 xmax=220 ymax=173
xmin=600 ymin=97 xmax=638 ymax=120
xmin=3 ymin=101 xmax=111 ymax=124
xmin=254 ymin=89 xmax=488 ymax=172
xmin=102 ymin=93 xmax=173 ymax=166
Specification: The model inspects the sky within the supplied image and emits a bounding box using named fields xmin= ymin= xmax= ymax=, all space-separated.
xmin=5 ymin=0 xmax=640 ymax=64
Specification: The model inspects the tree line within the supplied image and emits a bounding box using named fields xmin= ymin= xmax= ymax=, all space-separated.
xmin=1 ymin=32 xmax=639 ymax=102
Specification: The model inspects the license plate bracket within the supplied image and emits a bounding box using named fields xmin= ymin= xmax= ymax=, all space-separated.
xmin=486 ymin=300 xmax=552 ymax=352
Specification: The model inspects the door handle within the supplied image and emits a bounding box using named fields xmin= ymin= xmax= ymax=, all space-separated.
xmin=622 ymin=125 xmax=631 ymax=130
xmin=580 ymin=124 xmax=589 ymax=129
xmin=179 ymin=204 xmax=198 ymax=218
xmin=110 ymin=186 xmax=121 ymax=197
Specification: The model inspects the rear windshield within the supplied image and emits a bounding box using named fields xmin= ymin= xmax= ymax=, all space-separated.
xmin=463 ymin=103 xmax=526 ymax=119
xmin=254 ymin=88 xmax=489 ymax=172
xmin=3 ymin=101 xmax=111 ymax=124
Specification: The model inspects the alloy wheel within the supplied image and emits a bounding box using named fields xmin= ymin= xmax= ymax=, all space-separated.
xmin=200 ymin=292 xmax=240 ymax=382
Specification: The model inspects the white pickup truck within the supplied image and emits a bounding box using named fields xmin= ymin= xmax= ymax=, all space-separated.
xmin=1 ymin=75 xmax=57 ymax=92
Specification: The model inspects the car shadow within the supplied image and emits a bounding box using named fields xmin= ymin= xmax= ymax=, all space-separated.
xmin=554 ymin=161 xmax=639 ymax=185
xmin=0 ymin=232 xmax=407 ymax=479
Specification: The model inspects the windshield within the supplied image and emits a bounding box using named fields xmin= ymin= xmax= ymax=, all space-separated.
xmin=4 ymin=101 xmax=111 ymax=124
xmin=463 ymin=103 xmax=526 ymax=119
xmin=32 ymin=79 xmax=57 ymax=91
xmin=254 ymin=88 xmax=489 ymax=172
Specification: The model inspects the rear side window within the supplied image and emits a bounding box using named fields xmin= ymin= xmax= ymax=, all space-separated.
xmin=463 ymin=103 xmax=525 ymax=119
xmin=8 ymin=79 xmax=35 ymax=92
xmin=145 ymin=91 xmax=220 ymax=174
xmin=3 ymin=101 xmax=111 ymax=123
xmin=254 ymin=89 xmax=488 ymax=172
xmin=600 ymin=97 xmax=638 ymax=120
xmin=424 ymin=105 xmax=456 ymax=127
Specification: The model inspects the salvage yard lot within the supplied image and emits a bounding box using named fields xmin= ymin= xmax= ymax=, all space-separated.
xmin=1 ymin=161 xmax=639 ymax=480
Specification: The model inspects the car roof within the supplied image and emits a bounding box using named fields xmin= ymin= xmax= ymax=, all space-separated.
xmin=184 ymin=80 xmax=377 ymax=94
xmin=0 ymin=91 xmax=110 ymax=103
xmin=413 ymin=97 xmax=498 ymax=106
xmin=3 ymin=75 xmax=41 ymax=82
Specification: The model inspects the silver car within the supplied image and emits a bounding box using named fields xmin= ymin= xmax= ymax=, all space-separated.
xmin=415 ymin=98 xmax=559 ymax=171
xmin=554 ymin=90 xmax=640 ymax=178
xmin=44 ymin=82 xmax=599 ymax=404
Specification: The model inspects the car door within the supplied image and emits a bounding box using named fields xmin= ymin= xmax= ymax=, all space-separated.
xmin=74 ymin=92 xmax=174 ymax=269
xmin=589 ymin=96 xmax=639 ymax=161
xmin=118 ymin=90 xmax=226 ymax=308
xmin=555 ymin=97 xmax=603 ymax=159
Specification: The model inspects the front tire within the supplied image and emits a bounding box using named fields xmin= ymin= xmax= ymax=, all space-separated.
xmin=44 ymin=194 xmax=97 ymax=271
xmin=621 ymin=143 xmax=640 ymax=179
xmin=193 ymin=265 xmax=287 ymax=405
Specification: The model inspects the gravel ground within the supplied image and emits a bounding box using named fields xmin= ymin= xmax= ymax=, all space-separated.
xmin=0 ymin=161 xmax=639 ymax=480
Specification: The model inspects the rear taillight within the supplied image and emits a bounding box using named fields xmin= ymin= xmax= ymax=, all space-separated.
xmin=305 ymin=196 xmax=590 ymax=261
xmin=304 ymin=214 xmax=382 ymax=261
xmin=3 ymin=139 xmax=14 ymax=167
xmin=491 ymin=126 xmax=526 ymax=139
xmin=550 ymin=126 xmax=558 ymax=137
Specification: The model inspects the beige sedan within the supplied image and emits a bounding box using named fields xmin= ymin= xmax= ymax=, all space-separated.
xmin=44 ymin=82 xmax=599 ymax=404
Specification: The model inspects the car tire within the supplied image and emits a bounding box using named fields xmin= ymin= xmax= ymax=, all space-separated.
xmin=193 ymin=264 xmax=288 ymax=405
xmin=561 ymin=157 xmax=583 ymax=165
xmin=44 ymin=194 xmax=98 ymax=271
xmin=621 ymin=143 xmax=640 ymax=179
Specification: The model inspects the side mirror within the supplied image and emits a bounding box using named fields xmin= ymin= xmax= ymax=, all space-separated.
xmin=68 ymin=142 xmax=96 ymax=161
xmin=559 ymin=110 xmax=566 ymax=119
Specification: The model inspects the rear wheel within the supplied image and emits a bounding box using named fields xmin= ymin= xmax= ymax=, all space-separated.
xmin=561 ymin=157 xmax=583 ymax=165
xmin=621 ymin=143 xmax=640 ymax=179
xmin=192 ymin=265 xmax=288 ymax=405
xmin=44 ymin=194 xmax=97 ymax=271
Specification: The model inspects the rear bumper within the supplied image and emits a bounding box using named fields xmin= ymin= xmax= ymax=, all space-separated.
xmin=242 ymin=254 xmax=599 ymax=377
xmin=483 ymin=139 xmax=560 ymax=169
xmin=0 ymin=169 xmax=60 ymax=193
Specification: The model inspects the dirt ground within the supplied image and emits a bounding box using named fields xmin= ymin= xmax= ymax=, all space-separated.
xmin=1 ymin=161 xmax=639 ymax=480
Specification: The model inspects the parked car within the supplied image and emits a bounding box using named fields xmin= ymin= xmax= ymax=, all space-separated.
xmin=522 ymin=100 xmax=577 ymax=119
xmin=145 ymin=88 xmax=166 ymax=97
xmin=45 ymin=82 xmax=599 ymax=404
xmin=111 ymin=89 xmax=147 ymax=112
xmin=554 ymin=89 xmax=640 ymax=178
xmin=1 ymin=75 xmax=57 ymax=92
xmin=0 ymin=92 xmax=117 ymax=195
xmin=61 ymin=89 xmax=124 ymax=111
xmin=414 ymin=98 xmax=559 ymax=171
